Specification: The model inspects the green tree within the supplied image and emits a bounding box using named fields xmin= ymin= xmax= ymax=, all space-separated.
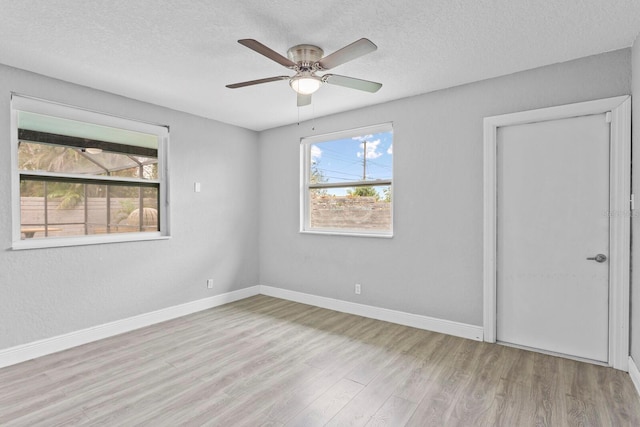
xmin=310 ymin=162 xmax=325 ymax=184
xmin=383 ymin=186 xmax=392 ymax=202
xmin=310 ymin=161 xmax=328 ymax=197
xmin=46 ymin=182 xmax=84 ymax=209
xmin=19 ymin=142 xmax=80 ymax=174
xmin=347 ymin=186 xmax=379 ymax=200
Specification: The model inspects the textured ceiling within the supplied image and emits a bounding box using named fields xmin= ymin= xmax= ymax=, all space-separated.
xmin=1 ymin=1 xmax=639 ymax=131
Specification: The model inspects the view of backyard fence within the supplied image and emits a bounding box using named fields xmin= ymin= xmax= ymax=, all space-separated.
xmin=20 ymin=196 xmax=158 ymax=239
xmin=310 ymin=195 xmax=391 ymax=231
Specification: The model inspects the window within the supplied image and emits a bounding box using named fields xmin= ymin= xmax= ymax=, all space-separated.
xmin=11 ymin=95 xmax=169 ymax=249
xmin=301 ymin=123 xmax=393 ymax=237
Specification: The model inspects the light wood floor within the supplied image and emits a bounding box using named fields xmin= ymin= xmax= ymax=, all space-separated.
xmin=1 ymin=295 xmax=639 ymax=426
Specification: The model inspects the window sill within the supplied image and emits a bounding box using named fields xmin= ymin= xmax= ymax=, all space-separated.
xmin=11 ymin=233 xmax=171 ymax=250
xmin=300 ymin=229 xmax=393 ymax=238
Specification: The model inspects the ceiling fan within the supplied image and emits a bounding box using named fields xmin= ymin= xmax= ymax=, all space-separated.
xmin=226 ymin=38 xmax=382 ymax=106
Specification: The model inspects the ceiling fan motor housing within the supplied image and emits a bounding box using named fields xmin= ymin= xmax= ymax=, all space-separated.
xmin=287 ymin=44 xmax=324 ymax=70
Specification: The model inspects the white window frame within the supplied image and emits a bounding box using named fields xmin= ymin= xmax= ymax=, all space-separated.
xmin=300 ymin=122 xmax=393 ymax=238
xmin=11 ymin=94 xmax=171 ymax=250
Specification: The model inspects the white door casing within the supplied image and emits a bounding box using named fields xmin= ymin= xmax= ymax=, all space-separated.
xmin=483 ymin=96 xmax=631 ymax=371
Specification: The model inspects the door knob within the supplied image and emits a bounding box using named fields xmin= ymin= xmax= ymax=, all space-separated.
xmin=586 ymin=254 xmax=607 ymax=263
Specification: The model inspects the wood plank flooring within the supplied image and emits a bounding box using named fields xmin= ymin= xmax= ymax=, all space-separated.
xmin=1 ymin=295 xmax=639 ymax=426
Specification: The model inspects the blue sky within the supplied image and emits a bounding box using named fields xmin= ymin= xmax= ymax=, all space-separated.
xmin=310 ymin=130 xmax=393 ymax=196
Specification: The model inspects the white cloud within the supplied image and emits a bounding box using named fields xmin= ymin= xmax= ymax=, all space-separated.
xmin=387 ymin=144 xmax=393 ymax=155
xmin=352 ymin=134 xmax=374 ymax=142
xmin=356 ymin=139 xmax=382 ymax=159
xmin=310 ymin=145 xmax=322 ymax=161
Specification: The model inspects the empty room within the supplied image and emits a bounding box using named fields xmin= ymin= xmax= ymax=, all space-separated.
xmin=2 ymin=1 xmax=640 ymax=425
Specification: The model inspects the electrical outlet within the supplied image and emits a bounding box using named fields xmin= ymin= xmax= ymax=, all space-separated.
xmin=355 ymin=283 xmax=361 ymax=295
xmin=207 ymin=279 xmax=213 ymax=289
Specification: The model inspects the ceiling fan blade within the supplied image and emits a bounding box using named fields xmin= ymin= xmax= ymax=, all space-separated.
xmin=324 ymin=74 xmax=382 ymax=93
xmin=226 ymin=76 xmax=289 ymax=89
xmin=297 ymin=93 xmax=312 ymax=107
xmin=238 ymin=39 xmax=297 ymax=69
xmin=318 ymin=38 xmax=377 ymax=70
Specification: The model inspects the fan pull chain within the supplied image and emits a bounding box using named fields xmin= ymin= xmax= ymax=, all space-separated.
xmin=295 ymin=101 xmax=315 ymax=130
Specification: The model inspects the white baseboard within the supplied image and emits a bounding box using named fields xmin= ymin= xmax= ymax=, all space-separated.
xmin=259 ymin=285 xmax=484 ymax=341
xmin=0 ymin=286 xmax=260 ymax=369
xmin=629 ymin=357 xmax=640 ymax=398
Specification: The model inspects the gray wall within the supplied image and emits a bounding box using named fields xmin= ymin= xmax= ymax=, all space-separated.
xmin=0 ymin=64 xmax=260 ymax=350
xmin=631 ymin=37 xmax=640 ymax=362
xmin=259 ymin=49 xmax=631 ymax=327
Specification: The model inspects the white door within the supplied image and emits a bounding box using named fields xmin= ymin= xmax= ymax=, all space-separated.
xmin=496 ymin=113 xmax=610 ymax=362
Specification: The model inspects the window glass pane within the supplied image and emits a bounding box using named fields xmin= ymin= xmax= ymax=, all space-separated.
xmin=84 ymin=183 xmax=106 ymax=234
xmin=20 ymin=180 xmax=85 ymax=238
xmin=80 ymin=151 xmax=139 ymax=175
xmin=310 ymin=130 xmax=393 ymax=184
xmin=18 ymin=141 xmax=158 ymax=179
xmin=109 ymin=162 xmax=158 ymax=180
xmin=20 ymin=178 xmax=159 ymax=239
xmin=18 ymin=142 xmax=105 ymax=175
xmin=110 ymin=186 xmax=159 ymax=233
xmin=309 ymin=185 xmax=392 ymax=232
xmin=20 ymin=180 xmax=48 ymax=238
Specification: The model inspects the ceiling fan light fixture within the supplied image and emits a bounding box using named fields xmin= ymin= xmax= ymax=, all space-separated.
xmin=290 ymin=75 xmax=322 ymax=95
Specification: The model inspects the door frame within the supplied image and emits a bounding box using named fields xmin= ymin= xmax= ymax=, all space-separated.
xmin=483 ymin=96 xmax=631 ymax=371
